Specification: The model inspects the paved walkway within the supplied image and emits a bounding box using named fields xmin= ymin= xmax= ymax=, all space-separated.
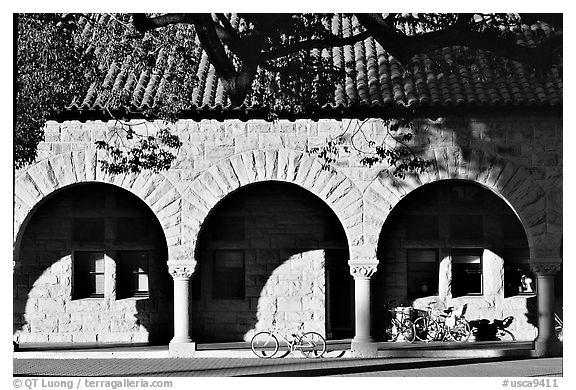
xmin=14 ymin=356 xmax=563 ymax=377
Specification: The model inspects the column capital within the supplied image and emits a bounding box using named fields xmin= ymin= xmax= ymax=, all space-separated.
xmin=349 ymin=259 xmax=378 ymax=280
xmin=530 ymin=262 xmax=562 ymax=276
xmin=168 ymin=260 xmax=197 ymax=279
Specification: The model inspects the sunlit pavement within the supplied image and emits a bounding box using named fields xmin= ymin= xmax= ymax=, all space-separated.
xmin=14 ymin=356 xmax=562 ymax=377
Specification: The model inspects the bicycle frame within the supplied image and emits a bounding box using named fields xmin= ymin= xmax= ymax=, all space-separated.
xmin=251 ymin=321 xmax=327 ymax=358
xmin=415 ymin=302 xmax=470 ymax=342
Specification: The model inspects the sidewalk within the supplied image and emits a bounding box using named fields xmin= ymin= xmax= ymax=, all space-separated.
xmin=14 ymin=355 xmax=563 ymax=377
xmin=13 ymin=339 xmax=536 ymax=359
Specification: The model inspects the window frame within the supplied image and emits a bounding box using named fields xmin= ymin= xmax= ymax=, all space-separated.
xmin=451 ymin=248 xmax=484 ymax=297
xmin=115 ymin=250 xmax=150 ymax=299
xmin=72 ymin=249 xmax=106 ymax=299
xmin=503 ymin=248 xmax=536 ymax=297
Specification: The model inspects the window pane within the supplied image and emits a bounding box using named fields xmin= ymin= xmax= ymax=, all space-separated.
xmin=137 ymin=274 xmax=149 ymax=291
xmin=117 ymin=251 xmax=149 ymax=298
xmin=452 ymin=249 xmax=483 ymax=296
xmin=504 ymin=248 xmax=535 ymax=296
xmin=94 ymin=274 xmax=105 ymax=295
xmin=73 ymin=251 xmax=105 ymax=299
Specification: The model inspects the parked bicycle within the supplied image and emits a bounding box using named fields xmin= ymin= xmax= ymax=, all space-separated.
xmin=413 ymin=301 xmax=440 ymax=342
xmin=250 ymin=320 xmax=326 ymax=359
xmin=414 ymin=302 xmax=471 ymax=342
xmin=383 ymin=302 xmax=416 ymax=343
xmin=493 ymin=316 xmax=515 ymax=341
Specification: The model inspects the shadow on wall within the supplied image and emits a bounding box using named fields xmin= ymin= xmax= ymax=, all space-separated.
xmin=13 ymin=183 xmax=173 ymax=345
xmin=191 ymin=181 xmax=352 ymax=343
xmin=372 ymin=179 xmax=540 ymax=341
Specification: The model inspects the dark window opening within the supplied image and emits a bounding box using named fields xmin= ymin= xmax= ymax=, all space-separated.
xmin=116 ymin=251 xmax=149 ymax=298
xmin=452 ymin=248 xmax=483 ymax=296
xmin=504 ymin=248 xmax=535 ymax=297
xmin=73 ymin=251 xmax=105 ymax=299
xmin=213 ymin=250 xmax=245 ymax=299
xmin=407 ymin=249 xmax=439 ymax=298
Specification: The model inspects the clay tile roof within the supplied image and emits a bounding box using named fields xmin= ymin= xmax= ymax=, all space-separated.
xmin=65 ymin=14 xmax=562 ymax=120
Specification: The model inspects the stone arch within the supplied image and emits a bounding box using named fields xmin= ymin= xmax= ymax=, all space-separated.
xmin=364 ymin=146 xmax=553 ymax=259
xmin=13 ymin=149 xmax=189 ymax=262
xmin=181 ymin=148 xmax=364 ymax=257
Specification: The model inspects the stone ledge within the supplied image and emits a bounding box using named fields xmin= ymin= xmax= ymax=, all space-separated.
xmin=169 ymin=341 xmax=197 ymax=358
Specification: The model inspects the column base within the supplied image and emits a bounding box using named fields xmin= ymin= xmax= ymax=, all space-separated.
xmin=533 ymin=340 xmax=563 ymax=357
xmin=169 ymin=341 xmax=196 ymax=358
xmin=351 ymin=338 xmax=378 ymax=358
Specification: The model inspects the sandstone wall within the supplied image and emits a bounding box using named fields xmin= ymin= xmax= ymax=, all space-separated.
xmin=13 ymin=114 xmax=562 ymax=343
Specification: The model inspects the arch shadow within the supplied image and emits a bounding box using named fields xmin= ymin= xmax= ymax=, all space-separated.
xmin=190 ymin=181 xmax=353 ymax=342
xmin=13 ymin=182 xmax=173 ymax=345
xmin=372 ymin=179 xmax=537 ymax=341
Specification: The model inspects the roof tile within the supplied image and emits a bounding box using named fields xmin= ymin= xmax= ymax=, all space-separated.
xmin=69 ymin=14 xmax=562 ymax=116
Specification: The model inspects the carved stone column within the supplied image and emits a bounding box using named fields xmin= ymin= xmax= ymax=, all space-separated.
xmin=168 ymin=260 xmax=197 ymax=357
xmin=349 ymin=260 xmax=378 ymax=357
xmin=531 ymin=262 xmax=562 ymax=357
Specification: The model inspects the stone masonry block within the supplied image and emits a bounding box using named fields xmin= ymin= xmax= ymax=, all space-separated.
xmin=72 ymin=333 xmax=98 ymax=343
xmin=15 ymin=173 xmax=43 ymax=209
xmin=284 ymin=150 xmax=301 ymax=182
xmin=277 ymin=297 xmax=302 ymax=312
xmin=259 ymin=133 xmax=284 ymax=150
xmin=229 ymin=153 xmax=251 ymax=186
xmin=253 ymin=149 xmax=267 ymax=180
xmin=217 ymin=159 xmax=241 ymax=189
xmin=276 ymin=149 xmax=290 ymax=181
xmin=190 ymin=178 xmax=220 ymax=208
xmin=294 ymin=153 xmax=315 ymax=184
xmin=225 ymin=120 xmax=247 ymax=137
xmin=234 ymin=135 xmax=259 ymax=153
xmin=26 ymin=160 xmax=58 ymax=196
xmin=264 ymin=149 xmax=279 ymax=179
xmin=247 ymin=119 xmax=271 ymax=133
xmin=241 ymin=151 xmax=258 ymax=183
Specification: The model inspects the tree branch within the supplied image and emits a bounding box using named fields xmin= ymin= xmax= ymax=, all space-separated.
xmin=356 ymin=13 xmax=562 ymax=70
xmin=259 ymin=30 xmax=372 ymax=61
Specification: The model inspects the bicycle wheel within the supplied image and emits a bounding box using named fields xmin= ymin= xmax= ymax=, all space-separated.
xmin=496 ymin=329 xmax=515 ymax=342
xmin=385 ymin=320 xmax=399 ymax=342
xmin=399 ymin=319 xmax=416 ymax=343
xmin=298 ymin=331 xmax=326 ymax=358
xmin=449 ymin=318 xmax=471 ymax=342
xmin=251 ymin=331 xmax=279 ymax=358
xmin=414 ymin=317 xmax=440 ymax=342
